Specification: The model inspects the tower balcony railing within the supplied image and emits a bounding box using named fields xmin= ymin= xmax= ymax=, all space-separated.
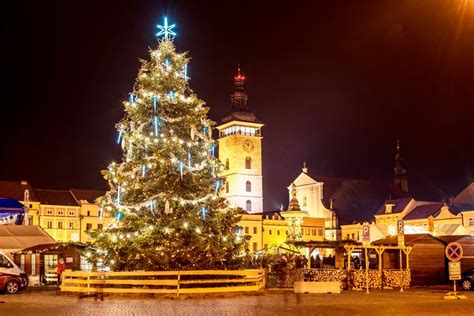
xmin=219 ymin=129 xmax=261 ymax=138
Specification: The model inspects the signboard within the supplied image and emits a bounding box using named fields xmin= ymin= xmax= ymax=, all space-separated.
xmin=66 ymin=257 xmax=74 ymax=263
xmin=397 ymin=220 xmax=404 ymax=235
xmin=449 ymin=262 xmax=461 ymax=280
xmin=445 ymin=242 xmax=463 ymax=262
xmin=362 ymin=224 xmax=370 ymax=242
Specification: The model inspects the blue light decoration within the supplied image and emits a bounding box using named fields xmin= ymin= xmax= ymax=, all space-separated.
xmin=179 ymin=161 xmax=184 ymax=180
xmin=129 ymin=93 xmax=137 ymax=103
xmin=156 ymin=17 xmax=176 ymax=40
xmin=117 ymin=125 xmax=124 ymax=144
xmin=168 ymin=91 xmax=175 ymax=100
xmin=214 ymin=180 xmax=222 ymax=193
xmin=99 ymin=208 xmax=104 ymax=220
xmin=141 ymin=164 xmax=146 ymax=177
xmin=182 ymin=64 xmax=189 ymax=80
xmin=202 ymin=126 xmax=208 ymax=135
xmin=116 ymin=186 xmax=121 ymax=205
xmin=210 ymin=144 xmax=216 ymax=156
xmin=115 ymin=212 xmax=123 ymax=221
xmin=201 ymin=207 xmax=207 ymax=219
xmin=150 ymin=200 xmax=154 ymax=213
xmin=164 ymin=58 xmax=170 ymax=70
xmin=154 ymin=116 xmax=160 ymax=137
xmin=188 ymin=152 xmax=192 ymax=167
xmin=152 ymin=96 xmax=159 ymax=111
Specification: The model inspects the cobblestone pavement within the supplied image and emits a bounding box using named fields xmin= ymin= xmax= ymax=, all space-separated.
xmin=0 ymin=288 xmax=473 ymax=316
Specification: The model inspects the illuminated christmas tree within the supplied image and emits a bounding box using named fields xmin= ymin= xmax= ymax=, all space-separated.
xmin=89 ymin=18 xmax=244 ymax=270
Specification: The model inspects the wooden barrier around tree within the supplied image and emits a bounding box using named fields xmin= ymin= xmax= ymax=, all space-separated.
xmin=60 ymin=269 xmax=266 ymax=295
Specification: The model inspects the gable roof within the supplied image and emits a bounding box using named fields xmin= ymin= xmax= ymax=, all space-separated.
xmin=294 ymin=172 xmax=409 ymax=225
xmin=33 ymin=189 xmax=79 ymax=206
xmin=375 ymin=198 xmax=413 ymax=215
xmin=70 ymin=189 xmax=105 ymax=204
xmin=403 ymin=203 xmax=444 ymax=220
xmin=452 ymin=183 xmax=474 ymax=208
xmin=0 ymin=225 xmax=56 ymax=251
xmin=0 ymin=181 xmax=37 ymax=201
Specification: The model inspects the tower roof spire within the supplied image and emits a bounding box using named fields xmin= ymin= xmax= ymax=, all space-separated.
xmin=220 ymin=66 xmax=261 ymax=124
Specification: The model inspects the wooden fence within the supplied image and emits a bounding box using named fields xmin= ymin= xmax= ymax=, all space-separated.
xmin=61 ymin=269 xmax=266 ymax=295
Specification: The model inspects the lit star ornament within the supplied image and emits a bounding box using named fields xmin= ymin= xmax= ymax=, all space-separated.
xmin=156 ymin=17 xmax=176 ymax=40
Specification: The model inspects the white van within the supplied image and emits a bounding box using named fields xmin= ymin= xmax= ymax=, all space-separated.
xmin=0 ymin=252 xmax=28 ymax=293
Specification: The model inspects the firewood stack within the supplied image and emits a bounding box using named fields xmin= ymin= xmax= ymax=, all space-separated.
xmin=352 ymin=270 xmax=382 ymax=289
xmin=383 ymin=269 xmax=411 ymax=288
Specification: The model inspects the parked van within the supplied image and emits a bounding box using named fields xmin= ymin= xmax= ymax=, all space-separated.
xmin=0 ymin=252 xmax=28 ymax=294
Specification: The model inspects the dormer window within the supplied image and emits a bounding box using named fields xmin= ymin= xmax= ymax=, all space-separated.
xmin=385 ymin=203 xmax=395 ymax=214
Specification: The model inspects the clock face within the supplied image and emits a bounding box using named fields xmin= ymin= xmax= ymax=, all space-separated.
xmin=243 ymin=140 xmax=255 ymax=152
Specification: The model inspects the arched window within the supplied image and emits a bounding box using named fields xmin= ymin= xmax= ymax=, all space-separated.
xmin=225 ymin=158 xmax=229 ymax=170
xmin=225 ymin=182 xmax=229 ymax=193
xmin=245 ymin=157 xmax=252 ymax=169
xmin=246 ymin=181 xmax=251 ymax=192
xmin=246 ymin=200 xmax=252 ymax=213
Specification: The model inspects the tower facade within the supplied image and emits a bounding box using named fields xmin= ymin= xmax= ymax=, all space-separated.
xmin=394 ymin=140 xmax=408 ymax=193
xmin=217 ymin=69 xmax=264 ymax=213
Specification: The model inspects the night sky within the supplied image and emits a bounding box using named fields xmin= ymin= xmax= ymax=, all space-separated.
xmin=3 ymin=1 xmax=474 ymax=210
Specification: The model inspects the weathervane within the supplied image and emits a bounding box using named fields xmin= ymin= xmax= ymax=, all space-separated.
xmin=156 ymin=17 xmax=176 ymax=40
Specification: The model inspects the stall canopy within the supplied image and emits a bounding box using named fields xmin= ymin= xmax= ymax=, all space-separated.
xmin=0 ymin=198 xmax=24 ymax=224
xmin=0 ymin=225 xmax=56 ymax=254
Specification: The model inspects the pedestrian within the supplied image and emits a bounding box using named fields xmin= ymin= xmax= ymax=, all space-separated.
xmin=57 ymin=258 xmax=65 ymax=287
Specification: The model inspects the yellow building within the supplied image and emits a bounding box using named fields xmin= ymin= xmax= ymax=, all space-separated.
xmin=217 ymin=69 xmax=264 ymax=214
xmin=0 ymin=181 xmax=111 ymax=243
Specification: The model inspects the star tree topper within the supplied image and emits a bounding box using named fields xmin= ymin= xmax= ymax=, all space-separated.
xmin=156 ymin=17 xmax=176 ymax=40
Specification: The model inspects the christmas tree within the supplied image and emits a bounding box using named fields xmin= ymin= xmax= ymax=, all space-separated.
xmin=89 ymin=18 xmax=244 ymax=271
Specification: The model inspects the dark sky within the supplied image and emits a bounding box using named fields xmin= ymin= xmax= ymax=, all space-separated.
xmin=3 ymin=0 xmax=474 ymax=210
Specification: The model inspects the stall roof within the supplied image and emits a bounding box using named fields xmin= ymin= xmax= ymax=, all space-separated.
xmin=15 ymin=242 xmax=87 ymax=254
xmin=0 ymin=225 xmax=56 ymax=252
xmin=373 ymin=233 xmax=444 ymax=246
xmin=0 ymin=198 xmax=24 ymax=212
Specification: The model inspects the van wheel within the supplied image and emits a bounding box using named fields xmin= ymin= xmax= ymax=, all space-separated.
xmin=6 ymin=280 xmax=19 ymax=294
xmin=461 ymin=279 xmax=472 ymax=291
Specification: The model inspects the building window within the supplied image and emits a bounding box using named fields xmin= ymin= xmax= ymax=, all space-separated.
xmin=58 ymin=222 xmax=63 ymax=229
xmin=246 ymin=181 xmax=251 ymax=192
xmin=351 ymin=233 xmax=355 ymax=240
xmin=31 ymin=254 xmax=36 ymax=276
xmin=246 ymin=200 xmax=252 ymax=213
xmin=225 ymin=182 xmax=229 ymax=193
xmin=245 ymin=157 xmax=252 ymax=169
xmin=47 ymin=221 xmax=52 ymax=229
xmin=97 ymin=224 xmax=103 ymax=230
xmin=469 ymin=218 xmax=474 ymax=226
xmin=225 ymin=159 xmax=229 ymax=170
xmin=86 ymin=223 xmax=93 ymax=230
xmin=318 ymin=228 xmax=323 ymax=236
xmin=47 ymin=209 xmax=53 ymax=215
xmin=312 ymin=229 xmax=317 ymax=236
xmin=57 ymin=210 xmax=64 ymax=216
xmin=69 ymin=211 xmax=75 ymax=216
xmin=245 ymin=227 xmax=249 ymax=234
xmin=346 ymin=234 xmax=350 ymax=240
xmin=69 ymin=222 xmax=74 ymax=229
xmin=269 ymin=230 xmax=272 ymax=235
xmin=303 ymin=197 xmax=307 ymax=207
xmin=44 ymin=254 xmax=58 ymax=273
xmin=277 ymin=230 xmax=280 ymax=236
xmin=87 ymin=211 xmax=90 ymax=217
xmin=253 ymin=227 xmax=257 ymax=234
xmin=20 ymin=255 xmax=25 ymax=271
xmin=253 ymin=242 xmax=257 ymax=252
xmin=29 ymin=204 xmax=33 ymax=208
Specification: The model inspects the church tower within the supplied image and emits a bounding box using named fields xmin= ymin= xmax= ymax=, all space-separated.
xmin=394 ymin=140 xmax=408 ymax=193
xmin=217 ymin=68 xmax=264 ymax=213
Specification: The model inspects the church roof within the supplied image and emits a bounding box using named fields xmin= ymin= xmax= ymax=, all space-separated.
xmin=298 ymin=172 xmax=409 ymax=225
xmin=375 ymin=198 xmax=412 ymax=215
xmin=221 ymin=110 xmax=262 ymax=124
xmin=402 ymin=203 xmax=444 ymax=220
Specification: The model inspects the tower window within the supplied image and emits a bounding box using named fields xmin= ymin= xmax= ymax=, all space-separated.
xmin=225 ymin=158 xmax=229 ymax=170
xmin=246 ymin=200 xmax=252 ymax=213
xmin=225 ymin=182 xmax=229 ymax=193
xmin=246 ymin=181 xmax=251 ymax=192
xmin=303 ymin=196 xmax=307 ymax=207
xmin=245 ymin=157 xmax=252 ymax=169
